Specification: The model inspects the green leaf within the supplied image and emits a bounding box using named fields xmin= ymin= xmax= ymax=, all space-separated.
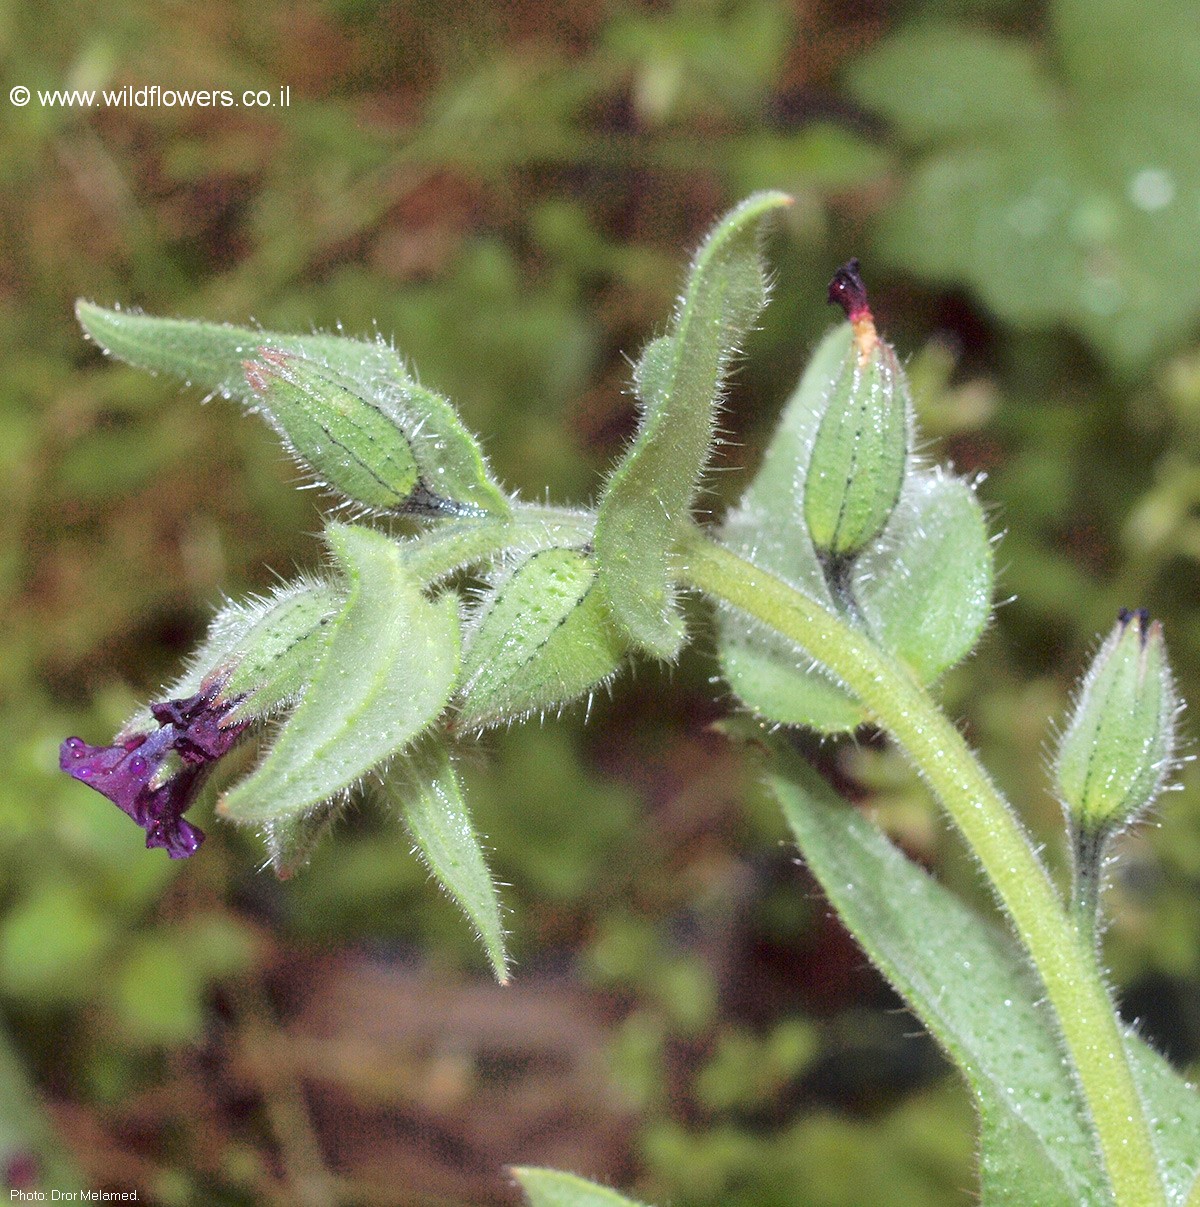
xmin=846 ymin=26 xmax=1055 ymax=143
xmin=851 ymin=14 xmax=1200 ymax=371
xmin=594 ymin=191 xmax=792 ymax=659
xmin=218 ymin=523 xmax=460 ymax=824
xmin=717 ymin=616 xmax=866 ymax=732
xmin=381 ymin=739 xmax=508 ymax=982
xmin=261 ymin=799 xmax=342 ymax=880
xmin=722 ymin=324 xmax=847 ymax=598
xmin=1128 ymin=1045 xmax=1200 ymax=1206
xmin=716 ymin=325 xmax=864 ymax=731
xmin=1052 ymin=0 xmax=1200 ymax=101
xmin=852 ymin=469 xmax=993 ymax=683
xmin=75 ymin=302 xmax=509 ymax=516
xmin=457 ymin=547 xmax=628 ymax=728
xmin=770 ymin=757 xmax=1200 ymax=1204
xmin=512 ymin=1167 xmax=650 ymax=1207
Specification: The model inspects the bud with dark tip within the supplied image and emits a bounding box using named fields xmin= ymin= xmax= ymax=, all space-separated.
xmin=826 ymin=258 xmax=877 ymax=356
xmin=1054 ymin=609 xmax=1180 ymax=927
xmin=803 ymin=260 xmax=911 ymax=562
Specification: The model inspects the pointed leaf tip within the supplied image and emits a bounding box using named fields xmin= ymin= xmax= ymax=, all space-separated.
xmin=513 ymin=1166 xmax=651 ymax=1207
xmin=595 ymin=192 xmax=791 ymax=659
xmin=770 ymin=753 xmax=1200 ymax=1203
xmin=382 ymin=741 xmax=509 ymax=982
xmin=75 ymin=303 xmax=509 ymax=517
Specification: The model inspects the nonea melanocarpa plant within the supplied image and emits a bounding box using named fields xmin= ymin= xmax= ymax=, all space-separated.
xmin=62 ymin=195 xmax=1200 ymax=1207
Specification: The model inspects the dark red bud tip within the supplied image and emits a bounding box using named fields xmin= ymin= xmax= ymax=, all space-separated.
xmin=827 ymin=259 xmax=872 ymax=323
xmin=243 ymin=360 xmax=269 ymax=393
xmin=244 ymin=349 xmax=293 ymax=394
xmin=1118 ymin=607 xmax=1152 ymax=643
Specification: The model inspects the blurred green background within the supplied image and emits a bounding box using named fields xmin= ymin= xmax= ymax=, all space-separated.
xmin=4 ymin=0 xmax=1200 ymax=1203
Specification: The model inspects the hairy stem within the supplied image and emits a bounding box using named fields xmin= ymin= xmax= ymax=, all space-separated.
xmin=401 ymin=502 xmax=593 ymax=584
xmin=676 ymin=524 xmax=1164 ymax=1207
xmin=1070 ymin=821 xmax=1108 ymax=951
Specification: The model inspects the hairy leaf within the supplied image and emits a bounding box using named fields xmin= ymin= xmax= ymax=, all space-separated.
xmin=219 ymin=523 xmax=459 ymax=824
xmin=76 ymin=303 xmax=509 ymax=515
xmin=594 ymin=191 xmax=791 ymax=659
xmin=717 ymin=324 xmax=864 ymax=730
xmin=382 ymin=740 xmax=508 ymax=982
xmin=771 ymin=758 xmax=1200 ymax=1204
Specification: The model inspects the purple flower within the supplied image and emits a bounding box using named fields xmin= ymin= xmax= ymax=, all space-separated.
xmin=60 ymin=679 xmax=250 ymax=858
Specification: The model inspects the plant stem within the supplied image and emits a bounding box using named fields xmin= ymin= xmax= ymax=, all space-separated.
xmin=676 ymin=524 xmax=1164 ymax=1207
xmin=402 ymin=503 xmax=593 ymax=583
xmin=1070 ymin=820 xmax=1108 ymax=951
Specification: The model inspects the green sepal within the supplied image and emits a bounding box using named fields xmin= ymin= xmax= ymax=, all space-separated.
xmin=119 ymin=577 xmax=343 ymax=739
xmin=512 ymin=1167 xmax=651 ymax=1207
xmin=717 ymin=324 xmax=990 ymax=730
xmin=381 ymin=739 xmax=509 ymax=983
xmin=398 ymin=505 xmax=595 ymax=587
xmin=218 ymin=522 xmax=460 ymax=824
xmin=219 ymin=581 xmax=343 ymax=718
xmin=457 ymin=547 xmax=628 ymax=729
xmin=594 ymin=192 xmax=792 ymax=660
xmin=722 ymin=325 xmax=850 ymax=600
xmin=261 ymin=799 xmax=342 ymax=880
xmin=852 ymin=469 xmax=992 ymax=684
xmin=76 ymin=302 xmax=509 ymax=517
xmin=1055 ymin=610 xmax=1179 ymax=839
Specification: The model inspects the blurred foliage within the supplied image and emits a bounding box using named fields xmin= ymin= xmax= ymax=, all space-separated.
xmin=2 ymin=0 xmax=1199 ymax=1203
xmin=849 ymin=0 xmax=1200 ymax=372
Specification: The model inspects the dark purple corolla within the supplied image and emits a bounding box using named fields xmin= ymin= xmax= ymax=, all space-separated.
xmin=60 ymin=678 xmax=250 ymax=858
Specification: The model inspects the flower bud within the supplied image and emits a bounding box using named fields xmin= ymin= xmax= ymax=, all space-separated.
xmin=1055 ymin=608 xmax=1180 ymax=842
xmin=242 ymin=349 xmax=443 ymax=514
xmin=74 ymin=304 xmax=509 ymax=519
xmin=803 ymin=260 xmax=911 ymax=561
xmin=457 ymin=547 xmax=628 ymax=728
